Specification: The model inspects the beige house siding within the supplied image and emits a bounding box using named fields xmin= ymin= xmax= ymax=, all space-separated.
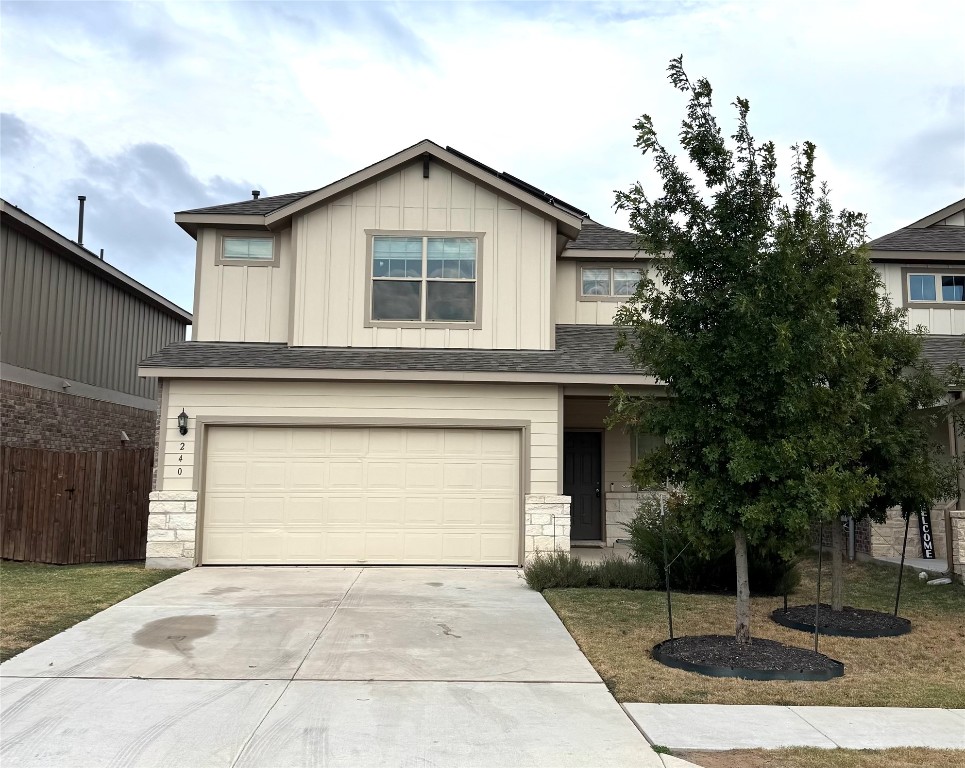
xmin=555 ymin=259 xmax=657 ymax=325
xmin=289 ymin=162 xmax=555 ymax=350
xmin=935 ymin=212 xmax=964 ymax=226
xmin=193 ymin=228 xmax=293 ymax=342
xmin=874 ymin=262 xmax=965 ymax=335
xmin=156 ymin=379 xmax=561 ymax=497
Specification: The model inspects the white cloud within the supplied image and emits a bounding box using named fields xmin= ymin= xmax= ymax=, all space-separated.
xmin=1 ymin=0 xmax=963 ymax=310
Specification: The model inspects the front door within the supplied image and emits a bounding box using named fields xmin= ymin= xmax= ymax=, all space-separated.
xmin=563 ymin=431 xmax=602 ymax=541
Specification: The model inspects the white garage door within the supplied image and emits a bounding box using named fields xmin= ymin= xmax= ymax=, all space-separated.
xmin=201 ymin=426 xmax=521 ymax=565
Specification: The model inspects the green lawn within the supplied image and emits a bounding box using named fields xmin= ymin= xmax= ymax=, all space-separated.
xmin=0 ymin=560 xmax=181 ymax=662
xmin=544 ymin=556 xmax=965 ymax=707
xmin=677 ymin=747 xmax=965 ymax=768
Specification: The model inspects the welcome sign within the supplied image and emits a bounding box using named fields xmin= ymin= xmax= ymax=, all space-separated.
xmin=918 ymin=510 xmax=936 ymax=560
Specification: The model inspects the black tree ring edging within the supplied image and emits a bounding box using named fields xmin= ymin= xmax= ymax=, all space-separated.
xmin=651 ymin=636 xmax=845 ymax=682
xmin=771 ymin=606 xmax=911 ymax=638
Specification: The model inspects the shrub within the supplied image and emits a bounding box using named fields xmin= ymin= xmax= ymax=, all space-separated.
xmin=624 ymin=499 xmax=802 ymax=596
xmin=523 ymin=551 xmax=658 ymax=592
xmin=593 ymin=555 xmax=658 ymax=590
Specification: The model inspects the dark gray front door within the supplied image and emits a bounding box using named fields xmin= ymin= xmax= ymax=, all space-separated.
xmin=564 ymin=431 xmax=602 ymax=541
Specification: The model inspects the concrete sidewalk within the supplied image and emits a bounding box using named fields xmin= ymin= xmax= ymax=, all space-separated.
xmin=624 ymin=703 xmax=965 ymax=751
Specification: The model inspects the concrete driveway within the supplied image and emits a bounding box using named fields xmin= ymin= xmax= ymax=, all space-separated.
xmin=1 ymin=567 xmax=663 ymax=768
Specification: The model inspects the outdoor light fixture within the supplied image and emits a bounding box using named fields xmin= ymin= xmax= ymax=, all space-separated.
xmin=178 ymin=409 xmax=189 ymax=436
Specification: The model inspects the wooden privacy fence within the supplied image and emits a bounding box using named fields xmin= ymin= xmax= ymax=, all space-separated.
xmin=1 ymin=447 xmax=153 ymax=564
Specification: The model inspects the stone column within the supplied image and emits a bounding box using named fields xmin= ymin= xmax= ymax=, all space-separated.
xmin=523 ymin=494 xmax=571 ymax=562
xmin=950 ymin=511 xmax=965 ymax=585
xmin=145 ymin=490 xmax=198 ymax=569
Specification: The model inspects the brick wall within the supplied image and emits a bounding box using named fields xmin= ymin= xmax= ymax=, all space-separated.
xmin=1 ymin=380 xmax=156 ymax=451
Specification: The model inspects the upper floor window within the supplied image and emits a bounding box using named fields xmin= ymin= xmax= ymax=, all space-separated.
xmin=215 ymin=232 xmax=280 ymax=267
xmin=908 ymin=273 xmax=965 ymax=303
xmin=370 ymin=234 xmax=479 ymax=325
xmin=580 ymin=266 xmax=642 ymax=299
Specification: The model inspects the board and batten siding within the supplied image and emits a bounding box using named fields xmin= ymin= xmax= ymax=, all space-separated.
xmin=555 ymin=259 xmax=658 ymax=325
xmin=874 ymin=262 xmax=965 ymax=335
xmin=193 ymin=228 xmax=292 ymax=342
xmin=157 ymin=380 xmax=561 ymax=496
xmin=289 ymin=162 xmax=555 ymax=350
xmin=0 ymin=223 xmax=186 ymax=400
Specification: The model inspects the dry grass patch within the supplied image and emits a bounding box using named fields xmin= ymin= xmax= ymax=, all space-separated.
xmin=677 ymin=747 xmax=965 ymax=768
xmin=544 ymin=557 xmax=965 ymax=706
xmin=0 ymin=560 xmax=180 ymax=661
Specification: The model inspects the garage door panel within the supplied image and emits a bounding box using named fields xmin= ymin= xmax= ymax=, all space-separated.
xmin=206 ymin=460 xmax=248 ymax=490
xmin=249 ymin=462 xmax=287 ymax=489
xmin=202 ymin=426 xmax=520 ymax=565
xmin=328 ymin=461 xmax=363 ymax=489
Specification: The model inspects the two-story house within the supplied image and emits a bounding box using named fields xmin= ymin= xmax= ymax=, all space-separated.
xmin=139 ymin=141 xmax=963 ymax=570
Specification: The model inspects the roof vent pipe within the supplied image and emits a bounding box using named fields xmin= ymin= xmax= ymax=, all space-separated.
xmin=77 ymin=195 xmax=86 ymax=245
xmin=99 ymin=248 xmax=104 ymax=260
xmin=251 ymin=190 xmax=260 ymax=200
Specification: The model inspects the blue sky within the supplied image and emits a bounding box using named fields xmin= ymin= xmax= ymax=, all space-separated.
xmin=1 ymin=0 xmax=963 ymax=312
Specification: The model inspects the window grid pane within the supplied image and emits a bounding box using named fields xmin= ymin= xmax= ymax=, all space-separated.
xmin=909 ymin=274 xmax=936 ymax=302
xmin=582 ymin=268 xmax=611 ymax=296
xmin=612 ymin=268 xmax=642 ymax=296
xmin=223 ymin=237 xmax=273 ymax=260
xmin=941 ymin=275 xmax=964 ymax=302
xmin=371 ymin=235 xmax=477 ymax=323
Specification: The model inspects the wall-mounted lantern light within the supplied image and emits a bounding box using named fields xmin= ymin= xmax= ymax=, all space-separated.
xmin=178 ymin=409 xmax=189 ymax=436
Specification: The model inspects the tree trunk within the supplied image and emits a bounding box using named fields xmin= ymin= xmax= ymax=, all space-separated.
xmin=734 ymin=526 xmax=751 ymax=645
xmin=830 ymin=518 xmax=845 ymax=612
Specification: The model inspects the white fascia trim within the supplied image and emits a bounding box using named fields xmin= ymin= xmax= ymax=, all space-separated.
xmin=137 ymin=366 xmax=657 ymax=386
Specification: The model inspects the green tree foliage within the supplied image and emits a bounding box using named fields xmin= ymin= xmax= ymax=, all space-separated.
xmin=610 ymin=56 xmax=961 ymax=640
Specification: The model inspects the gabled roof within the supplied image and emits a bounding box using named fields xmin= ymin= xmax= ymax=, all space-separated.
xmin=0 ymin=199 xmax=192 ymax=324
xmin=175 ymin=140 xmax=586 ymax=239
xmin=869 ymin=198 xmax=965 ymax=256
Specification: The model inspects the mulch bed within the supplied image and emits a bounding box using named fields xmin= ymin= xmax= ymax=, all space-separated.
xmin=652 ymin=634 xmax=845 ymax=681
xmin=772 ymin=604 xmax=911 ymax=638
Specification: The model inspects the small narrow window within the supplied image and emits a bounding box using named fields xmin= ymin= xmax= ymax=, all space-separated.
xmin=909 ymin=274 xmax=936 ymax=302
xmin=581 ymin=266 xmax=641 ymax=298
xmin=941 ymin=275 xmax=965 ymax=302
xmin=222 ymin=237 xmax=274 ymax=261
xmin=634 ymin=431 xmax=665 ymax=461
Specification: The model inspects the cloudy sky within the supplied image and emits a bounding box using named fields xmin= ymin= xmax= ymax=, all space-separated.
xmin=2 ymin=1 xmax=963 ymax=312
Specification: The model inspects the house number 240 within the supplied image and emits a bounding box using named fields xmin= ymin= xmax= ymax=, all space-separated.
xmin=178 ymin=442 xmax=185 ymax=475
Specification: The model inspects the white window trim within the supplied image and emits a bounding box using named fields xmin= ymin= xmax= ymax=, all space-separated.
xmin=214 ymin=230 xmax=281 ymax=267
xmin=903 ymin=267 xmax=965 ymax=307
xmin=578 ymin=264 xmax=643 ymax=302
xmin=364 ymin=230 xmax=484 ymax=329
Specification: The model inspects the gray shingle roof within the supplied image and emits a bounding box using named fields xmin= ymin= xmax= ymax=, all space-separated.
xmin=178 ymin=191 xmax=315 ymax=216
xmin=140 ymin=325 xmax=639 ymax=376
xmin=567 ymin=219 xmax=639 ymax=250
xmin=868 ymin=226 xmax=965 ymax=253
xmin=921 ymin=335 xmax=965 ymax=371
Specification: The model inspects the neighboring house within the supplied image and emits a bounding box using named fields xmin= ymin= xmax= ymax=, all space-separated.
xmin=864 ymin=198 xmax=965 ymax=563
xmin=138 ymin=141 xmax=963 ymax=570
xmin=1 ymin=199 xmax=192 ymax=451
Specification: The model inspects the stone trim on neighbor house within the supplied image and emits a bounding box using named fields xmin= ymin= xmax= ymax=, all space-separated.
xmin=950 ymin=511 xmax=965 ymax=584
xmin=524 ymin=494 xmax=572 ymax=561
xmin=869 ymin=507 xmax=949 ymax=561
xmin=145 ymin=490 xmax=198 ymax=569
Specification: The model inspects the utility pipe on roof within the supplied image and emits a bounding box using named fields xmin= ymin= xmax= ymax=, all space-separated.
xmin=77 ymin=195 xmax=86 ymax=245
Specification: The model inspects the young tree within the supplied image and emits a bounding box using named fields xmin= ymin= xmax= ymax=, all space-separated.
xmin=612 ymin=57 xmax=895 ymax=644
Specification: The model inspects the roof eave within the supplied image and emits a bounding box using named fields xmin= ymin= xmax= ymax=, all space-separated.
xmin=868 ymin=249 xmax=965 ymax=262
xmin=908 ymin=197 xmax=965 ymax=229
xmin=174 ymin=213 xmax=272 ymax=238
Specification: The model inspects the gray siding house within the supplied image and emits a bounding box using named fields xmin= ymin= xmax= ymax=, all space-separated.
xmin=1 ymin=199 xmax=192 ymax=451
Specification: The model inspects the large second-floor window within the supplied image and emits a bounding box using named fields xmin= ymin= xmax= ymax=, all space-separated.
xmin=371 ymin=235 xmax=478 ymax=323
xmin=908 ymin=272 xmax=965 ymax=303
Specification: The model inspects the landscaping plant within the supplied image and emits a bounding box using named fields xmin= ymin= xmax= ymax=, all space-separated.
xmin=610 ymin=56 xmax=933 ymax=644
xmin=523 ymin=551 xmax=656 ymax=592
